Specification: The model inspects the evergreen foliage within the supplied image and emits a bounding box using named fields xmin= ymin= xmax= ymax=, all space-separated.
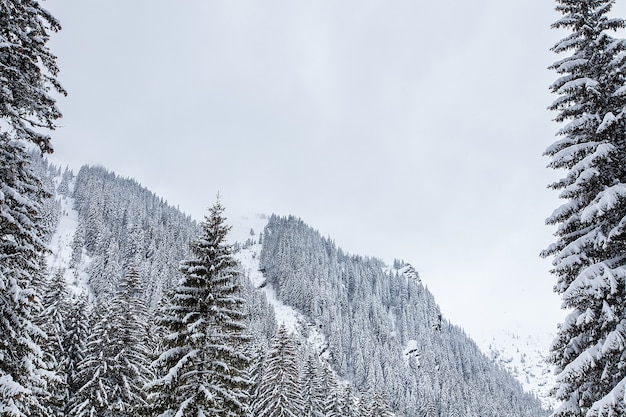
xmin=148 ymin=199 xmax=251 ymax=417
xmin=301 ymin=354 xmax=324 ymax=417
xmin=62 ymin=294 xmax=90 ymax=412
xmin=70 ymin=165 xmax=198 ymax=305
xmin=0 ymin=0 xmax=64 ymax=410
xmin=260 ymin=215 xmax=547 ymax=416
xmin=544 ymin=1 xmax=626 ymax=415
xmin=0 ymin=0 xmax=66 ymax=153
xmin=21 ymin=161 xmax=552 ymax=417
xmin=251 ymin=324 xmax=304 ymax=417
xmin=368 ymin=392 xmax=395 ymax=417
xmin=67 ymin=268 xmax=153 ymax=416
xmin=36 ymin=269 xmax=71 ymax=416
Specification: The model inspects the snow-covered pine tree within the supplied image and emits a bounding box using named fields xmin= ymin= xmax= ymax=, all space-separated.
xmin=148 ymin=199 xmax=251 ymax=417
xmin=421 ymin=400 xmax=437 ymax=417
xmin=317 ymin=363 xmax=342 ymax=417
xmin=0 ymin=1 xmax=64 ymax=414
xmin=62 ymin=293 xmax=89 ymax=412
xmin=338 ymin=384 xmax=359 ymax=417
xmin=36 ymin=269 xmax=71 ymax=416
xmin=0 ymin=0 xmax=65 ymax=153
xmin=67 ymin=268 xmax=153 ymax=416
xmin=302 ymin=353 xmax=324 ymax=417
xmin=368 ymin=392 xmax=395 ymax=417
xmin=0 ymin=120 xmax=52 ymax=417
xmin=251 ymin=324 xmax=304 ymax=417
xmin=543 ymin=1 xmax=626 ymax=415
xmin=106 ymin=266 xmax=153 ymax=415
xmin=301 ymin=353 xmax=324 ymax=417
xmin=66 ymin=298 xmax=114 ymax=417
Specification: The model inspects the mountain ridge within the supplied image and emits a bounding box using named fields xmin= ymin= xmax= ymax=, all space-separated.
xmin=39 ymin=159 xmax=550 ymax=416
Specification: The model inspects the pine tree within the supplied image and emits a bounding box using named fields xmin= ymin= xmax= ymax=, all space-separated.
xmin=0 ymin=0 xmax=65 ymax=153
xmin=107 ymin=266 xmax=153 ymax=415
xmin=543 ymin=1 xmax=626 ymax=415
xmin=0 ymin=127 xmax=52 ymax=417
xmin=251 ymin=324 xmax=304 ymax=417
xmin=339 ymin=384 xmax=359 ymax=417
xmin=368 ymin=392 xmax=394 ymax=417
xmin=66 ymin=298 xmax=114 ymax=417
xmin=318 ymin=363 xmax=341 ymax=417
xmin=0 ymin=1 xmax=64 ymax=414
xmin=148 ymin=199 xmax=251 ymax=416
xmin=301 ymin=354 xmax=324 ymax=417
xmin=67 ymin=268 xmax=153 ymax=416
xmin=62 ymin=293 xmax=90 ymax=411
xmin=36 ymin=269 xmax=71 ymax=416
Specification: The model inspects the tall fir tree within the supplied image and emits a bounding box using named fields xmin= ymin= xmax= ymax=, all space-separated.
xmin=543 ymin=0 xmax=626 ymax=415
xmin=148 ymin=199 xmax=251 ymax=416
xmin=36 ymin=269 xmax=71 ymax=416
xmin=301 ymin=353 xmax=324 ymax=417
xmin=62 ymin=293 xmax=90 ymax=413
xmin=0 ymin=1 xmax=64 ymax=415
xmin=368 ymin=392 xmax=394 ymax=417
xmin=67 ymin=268 xmax=153 ymax=417
xmin=250 ymin=324 xmax=304 ymax=417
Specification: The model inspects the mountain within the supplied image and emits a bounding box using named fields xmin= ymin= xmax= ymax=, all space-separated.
xmin=477 ymin=330 xmax=556 ymax=410
xmin=37 ymin=159 xmax=549 ymax=416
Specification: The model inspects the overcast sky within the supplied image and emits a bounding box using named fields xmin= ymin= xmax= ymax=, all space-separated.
xmin=43 ymin=1 xmax=626 ymax=340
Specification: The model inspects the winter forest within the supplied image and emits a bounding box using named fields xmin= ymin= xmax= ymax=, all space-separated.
xmin=3 ymin=0 xmax=626 ymax=417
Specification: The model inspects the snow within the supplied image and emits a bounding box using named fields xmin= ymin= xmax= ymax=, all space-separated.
xmin=44 ymin=174 xmax=91 ymax=297
xmin=581 ymin=183 xmax=626 ymax=223
xmin=474 ymin=327 xmax=558 ymax=410
xmin=403 ymin=339 xmax=419 ymax=363
xmin=556 ymin=77 xmax=599 ymax=94
xmin=232 ymin=214 xmax=329 ymax=356
xmin=232 ymin=214 xmax=301 ymax=333
xmin=44 ymin=188 xmax=559 ymax=411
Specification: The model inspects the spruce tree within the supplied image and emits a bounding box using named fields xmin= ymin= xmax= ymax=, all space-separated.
xmin=368 ymin=392 xmax=395 ymax=417
xmin=0 ymin=126 xmax=51 ymax=417
xmin=67 ymin=268 xmax=153 ymax=416
xmin=251 ymin=324 xmax=304 ymax=417
xmin=0 ymin=1 xmax=64 ymax=414
xmin=301 ymin=354 xmax=324 ymax=417
xmin=339 ymin=384 xmax=359 ymax=417
xmin=37 ymin=269 xmax=71 ymax=416
xmin=62 ymin=293 xmax=90 ymax=412
xmin=148 ymin=199 xmax=251 ymax=416
xmin=543 ymin=0 xmax=626 ymax=415
xmin=66 ymin=298 xmax=114 ymax=417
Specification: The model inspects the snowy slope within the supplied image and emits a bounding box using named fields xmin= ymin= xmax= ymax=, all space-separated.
xmin=44 ymin=172 xmax=91 ymax=296
xmin=476 ymin=328 xmax=556 ymax=410
xmin=231 ymin=215 xmax=556 ymax=410
xmin=43 ymin=172 xmax=556 ymax=411
xmin=231 ymin=214 xmax=329 ymax=357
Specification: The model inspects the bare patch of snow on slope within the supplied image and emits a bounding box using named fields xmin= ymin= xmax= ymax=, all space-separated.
xmin=45 ymin=173 xmax=91 ymax=296
xmin=475 ymin=327 xmax=557 ymax=410
xmin=232 ymin=214 xmax=329 ymax=356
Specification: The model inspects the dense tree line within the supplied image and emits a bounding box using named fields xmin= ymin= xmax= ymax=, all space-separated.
xmin=260 ymin=215 xmax=547 ymax=417
xmin=12 ymin=162 xmax=550 ymax=416
xmin=70 ymin=165 xmax=199 ymax=306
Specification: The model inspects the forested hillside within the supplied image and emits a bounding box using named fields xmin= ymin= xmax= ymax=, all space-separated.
xmin=69 ymin=165 xmax=198 ymax=305
xmin=40 ymin=162 xmax=546 ymax=416
xmin=259 ymin=215 xmax=547 ymax=416
xmin=22 ymin=161 xmax=548 ymax=416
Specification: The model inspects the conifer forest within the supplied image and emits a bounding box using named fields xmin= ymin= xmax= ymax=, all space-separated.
xmin=3 ymin=1 xmax=626 ymax=416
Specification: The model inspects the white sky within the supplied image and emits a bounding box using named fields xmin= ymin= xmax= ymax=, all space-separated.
xmin=43 ymin=1 xmax=626 ymax=340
